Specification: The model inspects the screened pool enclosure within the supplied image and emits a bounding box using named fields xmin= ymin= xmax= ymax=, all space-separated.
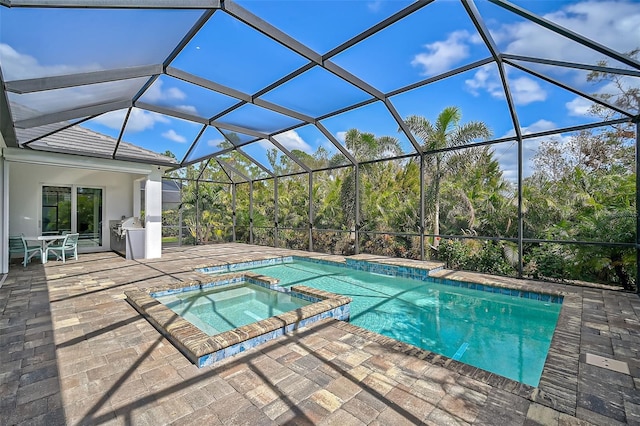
xmin=1 ymin=0 xmax=639 ymax=290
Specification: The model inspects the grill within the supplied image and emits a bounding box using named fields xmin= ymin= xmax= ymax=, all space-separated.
xmin=109 ymin=217 xmax=145 ymax=259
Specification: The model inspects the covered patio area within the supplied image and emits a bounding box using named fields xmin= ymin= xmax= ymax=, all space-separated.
xmin=1 ymin=243 xmax=638 ymax=425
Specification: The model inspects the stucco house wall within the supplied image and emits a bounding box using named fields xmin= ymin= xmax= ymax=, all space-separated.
xmin=8 ymin=162 xmax=142 ymax=251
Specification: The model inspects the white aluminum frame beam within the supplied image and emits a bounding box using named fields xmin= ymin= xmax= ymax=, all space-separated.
xmin=506 ymin=60 xmax=636 ymax=117
xmin=501 ymin=54 xmax=640 ymax=78
xmin=135 ymin=101 xmax=209 ymax=124
xmin=14 ymin=99 xmax=132 ymax=129
xmin=490 ymin=0 xmax=640 ymax=71
xmin=5 ymin=65 xmax=163 ymax=94
xmin=4 ymin=0 xmax=219 ymax=8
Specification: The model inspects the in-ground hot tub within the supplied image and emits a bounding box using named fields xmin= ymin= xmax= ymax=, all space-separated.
xmin=125 ymin=271 xmax=351 ymax=367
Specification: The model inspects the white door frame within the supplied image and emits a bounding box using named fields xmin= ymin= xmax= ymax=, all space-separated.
xmin=40 ymin=184 xmax=106 ymax=252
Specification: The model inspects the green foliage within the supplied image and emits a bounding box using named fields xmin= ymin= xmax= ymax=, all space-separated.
xmin=438 ymin=239 xmax=471 ymax=270
xmin=472 ymin=241 xmax=516 ymax=276
xmin=438 ymin=239 xmax=516 ymax=277
xmin=163 ymin=84 xmax=638 ymax=290
xmin=524 ymin=244 xmax=570 ymax=281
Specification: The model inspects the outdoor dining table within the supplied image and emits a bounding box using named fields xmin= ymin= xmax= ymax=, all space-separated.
xmin=24 ymin=235 xmax=67 ymax=264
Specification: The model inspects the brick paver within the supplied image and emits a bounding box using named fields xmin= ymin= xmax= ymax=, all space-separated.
xmin=1 ymin=243 xmax=638 ymax=425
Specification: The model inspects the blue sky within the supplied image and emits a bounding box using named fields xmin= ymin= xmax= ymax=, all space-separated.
xmin=1 ymin=0 xmax=639 ymax=179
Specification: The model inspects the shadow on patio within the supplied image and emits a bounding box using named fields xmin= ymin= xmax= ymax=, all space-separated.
xmin=1 ymin=244 xmax=638 ymax=425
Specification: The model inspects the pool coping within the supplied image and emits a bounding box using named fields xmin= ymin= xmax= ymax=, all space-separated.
xmin=125 ymin=271 xmax=351 ymax=368
xmin=193 ymin=252 xmax=580 ymax=414
xmin=196 ymin=253 xmax=567 ymax=303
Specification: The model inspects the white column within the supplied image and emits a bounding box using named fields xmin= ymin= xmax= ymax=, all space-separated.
xmin=144 ymin=168 xmax=162 ymax=259
xmin=133 ymin=179 xmax=143 ymax=219
xmin=1 ymin=159 xmax=8 ymax=274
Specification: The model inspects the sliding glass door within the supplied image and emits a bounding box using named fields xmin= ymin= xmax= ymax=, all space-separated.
xmin=77 ymin=187 xmax=103 ymax=248
xmin=42 ymin=185 xmax=104 ymax=249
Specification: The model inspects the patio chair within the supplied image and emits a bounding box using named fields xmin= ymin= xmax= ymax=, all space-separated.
xmin=9 ymin=235 xmax=42 ymax=267
xmin=45 ymin=233 xmax=79 ymax=263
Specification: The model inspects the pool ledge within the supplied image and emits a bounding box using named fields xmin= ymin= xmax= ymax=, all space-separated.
xmin=125 ymin=274 xmax=351 ymax=368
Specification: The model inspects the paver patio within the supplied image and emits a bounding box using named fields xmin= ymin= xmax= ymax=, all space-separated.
xmin=1 ymin=243 xmax=638 ymax=425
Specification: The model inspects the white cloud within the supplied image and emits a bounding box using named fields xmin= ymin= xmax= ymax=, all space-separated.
xmin=273 ymin=130 xmax=312 ymax=152
xmin=141 ymin=80 xmax=200 ymax=115
xmin=499 ymin=119 xmax=561 ymax=181
xmin=566 ymin=97 xmax=594 ymax=116
xmin=465 ymin=65 xmax=502 ymax=97
xmin=465 ymin=65 xmax=546 ymax=105
xmin=500 ymin=119 xmax=558 ymax=139
xmin=208 ymin=138 xmax=225 ymax=148
xmin=93 ymin=108 xmax=170 ymax=132
xmin=162 ymin=129 xmax=187 ymax=143
xmin=256 ymin=138 xmax=272 ymax=151
xmin=175 ymin=105 xmax=198 ymax=115
xmin=491 ymin=1 xmax=640 ymax=66
xmin=510 ymin=77 xmax=547 ymax=105
xmin=521 ymin=119 xmax=558 ymax=136
xmin=0 ymin=43 xmax=101 ymax=80
xmin=127 ymin=110 xmax=170 ymax=132
xmin=143 ymin=79 xmax=186 ymax=103
xmin=411 ymin=31 xmax=471 ymax=76
xmin=336 ymin=131 xmax=347 ymax=143
xmin=165 ymin=87 xmax=186 ymax=101
xmin=91 ymin=109 xmax=128 ymax=130
xmin=367 ymin=0 xmax=382 ymax=13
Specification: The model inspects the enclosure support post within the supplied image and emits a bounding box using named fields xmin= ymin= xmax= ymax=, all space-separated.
xmin=231 ymin=183 xmax=236 ymax=242
xmin=635 ymin=116 xmax=640 ymax=294
xmin=274 ymin=177 xmax=279 ymax=248
xmin=420 ymin=154 xmax=425 ymax=261
xmin=195 ymin=179 xmax=200 ymax=245
xmin=309 ymin=171 xmax=314 ymax=252
xmin=517 ymin=134 xmax=524 ymax=277
xmin=178 ymin=180 xmax=183 ymax=246
xmin=355 ymin=164 xmax=360 ymax=255
xmin=249 ymin=180 xmax=254 ymax=245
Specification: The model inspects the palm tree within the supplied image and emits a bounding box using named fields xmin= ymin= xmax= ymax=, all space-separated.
xmin=339 ymin=129 xmax=403 ymax=231
xmin=343 ymin=128 xmax=402 ymax=162
xmin=404 ymin=106 xmax=492 ymax=248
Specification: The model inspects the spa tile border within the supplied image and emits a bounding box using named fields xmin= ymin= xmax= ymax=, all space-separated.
xmin=125 ymin=273 xmax=351 ymax=368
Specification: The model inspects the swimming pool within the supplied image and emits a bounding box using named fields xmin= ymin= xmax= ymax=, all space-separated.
xmin=220 ymin=259 xmax=561 ymax=386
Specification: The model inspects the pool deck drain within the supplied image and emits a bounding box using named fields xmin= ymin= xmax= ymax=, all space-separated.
xmin=584 ymin=353 xmax=631 ymax=375
xmin=1 ymin=243 xmax=639 ymax=425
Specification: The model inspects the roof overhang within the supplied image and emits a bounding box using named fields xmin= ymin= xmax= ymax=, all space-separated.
xmin=2 ymin=146 xmax=160 ymax=175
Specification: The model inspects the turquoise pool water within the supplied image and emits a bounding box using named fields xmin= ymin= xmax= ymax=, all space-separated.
xmin=155 ymin=283 xmax=311 ymax=336
xmin=240 ymin=260 xmax=561 ymax=386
